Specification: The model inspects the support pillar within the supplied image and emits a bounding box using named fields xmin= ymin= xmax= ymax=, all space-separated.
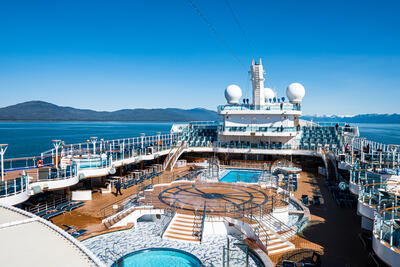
xmin=52 ymin=140 xmax=62 ymax=169
xmin=0 ymin=144 xmax=8 ymax=182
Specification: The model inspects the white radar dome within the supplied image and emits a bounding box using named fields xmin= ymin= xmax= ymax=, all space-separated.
xmin=264 ymin=88 xmax=275 ymax=102
xmin=224 ymin=84 xmax=242 ymax=104
xmin=286 ymin=83 xmax=305 ymax=104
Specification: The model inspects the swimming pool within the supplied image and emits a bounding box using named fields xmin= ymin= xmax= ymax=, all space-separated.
xmin=112 ymin=248 xmax=202 ymax=267
xmin=220 ymin=169 xmax=262 ymax=183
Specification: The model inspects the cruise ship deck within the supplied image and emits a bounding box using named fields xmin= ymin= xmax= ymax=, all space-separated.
xmin=1 ymin=59 xmax=399 ymax=267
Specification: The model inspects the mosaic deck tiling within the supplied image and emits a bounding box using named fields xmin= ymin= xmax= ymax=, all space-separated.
xmin=82 ymin=220 xmax=262 ymax=266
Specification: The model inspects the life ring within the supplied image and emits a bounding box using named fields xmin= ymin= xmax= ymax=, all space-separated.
xmin=37 ymin=160 xmax=44 ymax=168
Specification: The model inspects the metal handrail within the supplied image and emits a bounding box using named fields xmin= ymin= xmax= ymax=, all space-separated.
xmin=242 ymin=212 xmax=270 ymax=246
xmin=200 ymin=201 xmax=207 ymax=242
xmin=160 ymin=204 xmax=176 ymax=237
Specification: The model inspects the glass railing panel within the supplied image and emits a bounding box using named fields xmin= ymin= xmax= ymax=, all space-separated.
xmin=0 ymin=176 xmax=27 ymax=197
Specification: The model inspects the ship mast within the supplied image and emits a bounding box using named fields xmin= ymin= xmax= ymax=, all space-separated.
xmin=250 ymin=58 xmax=266 ymax=106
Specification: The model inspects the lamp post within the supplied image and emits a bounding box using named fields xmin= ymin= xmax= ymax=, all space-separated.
xmin=90 ymin=137 xmax=98 ymax=155
xmin=52 ymin=140 xmax=62 ymax=169
xmin=0 ymin=144 xmax=8 ymax=182
xmin=100 ymin=138 xmax=104 ymax=153
xmin=85 ymin=140 xmax=89 ymax=154
xmin=157 ymin=132 xmax=161 ymax=152
xmin=140 ymin=133 xmax=145 ymax=155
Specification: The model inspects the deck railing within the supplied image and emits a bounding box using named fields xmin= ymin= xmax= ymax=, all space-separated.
xmin=0 ymin=175 xmax=28 ymax=197
xmin=374 ymin=207 xmax=400 ymax=250
xmin=220 ymin=126 xmax=297 ymax=133
xmin=25 ymin=195 xmax=69 ymax=214
xmin=218 ymin=103 xmax=301 ymax=112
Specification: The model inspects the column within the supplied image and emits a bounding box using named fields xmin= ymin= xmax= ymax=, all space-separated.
xmin=52 ymin=140 xmax=62 ymax=169
xmin=90 ymin=137 xmax=98 ymax=155
xmin=0 ymin=144 xmax=8 ymax=182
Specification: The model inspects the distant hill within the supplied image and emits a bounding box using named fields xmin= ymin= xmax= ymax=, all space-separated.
xmin=301 ymin=114 xmax=400 ymax=124
xmin=2 ymin=101 xmax=398 ymax=123
xmin=0 ymin=101 xmax=218 ymax=122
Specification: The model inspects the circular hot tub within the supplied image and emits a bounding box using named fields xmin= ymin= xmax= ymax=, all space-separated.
xmin=111 ymin=248 xmax=202 ymax=267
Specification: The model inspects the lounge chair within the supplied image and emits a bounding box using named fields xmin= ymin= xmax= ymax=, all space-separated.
xmin=62 ymin=224 xmax=76 ymax=232
xmin=301 ymin=195 xmax=309 ymax=205
xmin=35 ymin=210 xmax=48 ymax=217
xmin=282 ymin=260 xmax=296 ymax=267
xmin=65 ymin=202 xmax=85 ymax=212
xmin=56 ymin=201 xmax=71 ymax=211
xmin=71 ymin=229 xmax=87 ymax=238
xmin=43 ymin=210 xmax=64 ymax=220
xmin=312 ymin=196 xmax=321 ymax=205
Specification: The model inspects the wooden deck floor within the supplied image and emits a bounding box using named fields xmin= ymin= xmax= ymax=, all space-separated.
xmin=143 ymin=180 xmax=289 ymax=218
xmin=270 ymin=171 xmax=370 ymax=266
xmin=51 ymin=167 xmax=370 ymax=266
xmin=51 ymin=167 xmax=190 ymax=233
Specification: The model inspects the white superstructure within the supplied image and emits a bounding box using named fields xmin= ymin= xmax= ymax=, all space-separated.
xmin=218 ymin=59 xmax=305 ymax=148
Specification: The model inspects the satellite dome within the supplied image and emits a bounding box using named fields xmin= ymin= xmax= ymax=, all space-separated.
xmin=264 ymin=88 xmax=275 ymax=102
xmin=286 ymin=83 xmax=305 ymax=103
xmin=224 ymin=84 xmax=242 ymax=104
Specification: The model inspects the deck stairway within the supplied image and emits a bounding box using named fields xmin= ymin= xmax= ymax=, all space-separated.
xmin=163 ymin=213 xmax=203 ymax=242
xmin=163 ymin=141 xmax=187 ymax=171
xmin=249 ymin=220 xmax=295 ymax=255
xmin=102 ymin=205 xmax=154 ymax=229
xmin=163 ymin=143 xmax=179 ymax=170
xmin=252 ymin=213 xmax=296 ymax=255
xmin=259 ymin=213 xmax=297 ymax=239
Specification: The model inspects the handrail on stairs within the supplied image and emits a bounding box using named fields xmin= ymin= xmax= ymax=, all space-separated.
xmin=168 ymin=142 xmax=188 ymax=171
xmin=208 ymin=205 xmax=267 ymax=253
xmin=163 ymin=142 xmax=180 ymax=169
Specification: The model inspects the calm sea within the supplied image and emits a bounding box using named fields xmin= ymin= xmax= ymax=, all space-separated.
xmin=0 ymin=122 xmax=173 ymax=159
xmin=0 ymin=122 xmax=398 ymax=159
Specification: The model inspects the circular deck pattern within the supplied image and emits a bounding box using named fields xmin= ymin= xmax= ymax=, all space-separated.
xmin=158 ymin=183 xmax=268 ymax=213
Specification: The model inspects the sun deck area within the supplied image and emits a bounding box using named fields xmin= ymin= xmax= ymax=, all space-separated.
xmin=25 ymin=160 xmax=373 ymax=266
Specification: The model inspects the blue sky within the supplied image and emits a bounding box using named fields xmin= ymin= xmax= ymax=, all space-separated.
xmin=0 ymin=0 xmax=399 ymax=115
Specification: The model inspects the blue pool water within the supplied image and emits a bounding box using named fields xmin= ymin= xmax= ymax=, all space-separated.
xmin=220 ymin=169 xmax=262 ymax=183
xmin=112 ymin=248 xmax=202 ymax=267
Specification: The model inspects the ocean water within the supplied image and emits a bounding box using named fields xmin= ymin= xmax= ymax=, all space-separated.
xmin=0 ymin=122 xmax=398 ymax=159
xmin=0 ymin=122 xmax=173 ymax=158
xmin=354 ymin=123 xmax=400 ymax=146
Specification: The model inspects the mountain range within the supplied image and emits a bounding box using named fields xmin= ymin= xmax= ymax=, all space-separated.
xmin=0 ymin=101 xmax=218 ymax=122
xmin=0 ymin=101 xmax=398 ymax=123
xmin=301 ymin=114 xmax=400 ymax=124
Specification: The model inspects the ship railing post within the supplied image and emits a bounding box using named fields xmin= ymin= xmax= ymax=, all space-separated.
xmin=390 ymin=208 xmax=394 ymax=246
xmin=90 ymin=137 xmax=98 ymax=155
xmin=52 ymin=140 xmax=62 ymax=169
xmin=121 ymin=140 xmax=125 ymax=160
xmin=86 ymin=139 xmax=90 ymax=154
xmin=4 ymin=180 xmax=8 ymax=196
xmin=380 ymin=214 xmax=383 ymax=239
xmin=140 ymin=133 xmax=145 ymax=156
xmin=0 ymin=144 xmax=8 ymax=182
xmin=157 ymin=132 xmax=161 ymax=153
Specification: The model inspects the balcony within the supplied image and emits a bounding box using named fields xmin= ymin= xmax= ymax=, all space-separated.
xmin=219 ymin=126 xmax=298 ymax=137
xmin=0 ymin=176 xmax=30 ymax=205
xmin=218 ymin=103 xmax=301 ymax=115
xmin=373 ymin=208 xmax=400 ymax=266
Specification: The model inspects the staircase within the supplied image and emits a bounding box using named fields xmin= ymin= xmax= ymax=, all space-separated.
xmin=164 ymin=142 xmax=187 ymax=171
xmin=163 ymin=143 xmax=179 ymax=170
xmin=163 ymin=213 xmax=203 ymax=242
xmin=247 ymin=211 xmax=296 ymax=255
xmin=259 ymin=212 xmax=297 ymax=239
xmin=102 ymin=205 xmax=154 ymax=229
xmin=249 ymin=220 xmax=295 ymax=255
